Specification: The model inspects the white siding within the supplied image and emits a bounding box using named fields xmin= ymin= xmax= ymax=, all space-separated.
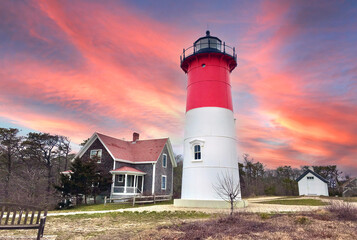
xmin=298 ymin=172 xmax=329 ymax=196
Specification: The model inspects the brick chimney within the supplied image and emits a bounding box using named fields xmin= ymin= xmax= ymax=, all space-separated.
xmin=133 ymin=132 xmax=139 ymax=142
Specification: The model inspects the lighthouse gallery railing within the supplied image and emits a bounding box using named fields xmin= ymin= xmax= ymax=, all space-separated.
xmin=180 ymin=41 xmax=237 ymax=65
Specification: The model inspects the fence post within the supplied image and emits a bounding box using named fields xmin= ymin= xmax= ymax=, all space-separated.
xmin=153 ymin=195 xmax=156 ymax=204
xmin=104 ymin=196 xmax=107 ymax=205
xmin=132 ymin=196 xmax=136 ymax=207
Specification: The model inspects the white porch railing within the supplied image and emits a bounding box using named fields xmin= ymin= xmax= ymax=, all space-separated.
xmin=113 ymin=186 xmax=142 ymax=194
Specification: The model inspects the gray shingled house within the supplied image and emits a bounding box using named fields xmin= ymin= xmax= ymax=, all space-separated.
xmin=74 ymin=132 xmax=176 ymax=199
xmin=342 ymin=178 xmax=357 ymax=197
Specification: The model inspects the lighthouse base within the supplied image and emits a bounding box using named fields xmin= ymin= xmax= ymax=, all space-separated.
xmin=174 ymin=199 xmax=248 ymax=209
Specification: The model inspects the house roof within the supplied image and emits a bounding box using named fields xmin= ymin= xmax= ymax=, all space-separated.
xmin=74 ymin=132 xmax=177 ymax=167
xmin=110 ymin=166 xmax=146 ymax=174
xmin=97 ymin=133 xmax=168 ymax=163
xmin=296 ymin=169 xmax=329 ymax=183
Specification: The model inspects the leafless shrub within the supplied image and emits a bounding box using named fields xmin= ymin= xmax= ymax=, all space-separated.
xmin=325 ymin=200 xmax=357 ymax=221
xmin=213 ymin=171 xmax=241 ymax=215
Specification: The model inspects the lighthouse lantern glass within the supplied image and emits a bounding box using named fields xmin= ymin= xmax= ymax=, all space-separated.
xmin=195 ymin=37 xmax=221 ymax=52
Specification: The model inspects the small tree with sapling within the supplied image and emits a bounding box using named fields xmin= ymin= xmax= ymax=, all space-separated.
xmin=213 ymin=171 xmax=242 ymax=216
xmin=56 ymin=157 xmax=112 ymax=205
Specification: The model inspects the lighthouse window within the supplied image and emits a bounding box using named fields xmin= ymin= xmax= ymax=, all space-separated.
xmin=202 ymin=64 xmax=206 ymax=68
xmin=194 ymin=145 xmax=201 ymax=160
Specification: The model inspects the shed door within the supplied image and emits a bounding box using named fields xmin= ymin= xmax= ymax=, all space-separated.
xmin=307 ymin=176 xmax=315 ymax=195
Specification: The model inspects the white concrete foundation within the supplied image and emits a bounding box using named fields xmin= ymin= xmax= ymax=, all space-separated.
xmin=174 ymin=199 xmax=247 ymax=209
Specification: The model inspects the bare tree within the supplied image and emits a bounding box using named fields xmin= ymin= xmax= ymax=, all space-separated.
xmin=213 ymin=171 xmax=241 ymax=216
xmin=23 ymin=133 xmax=59 ymax=200
xmin=0 ymin=128 xmax=21 ymax=200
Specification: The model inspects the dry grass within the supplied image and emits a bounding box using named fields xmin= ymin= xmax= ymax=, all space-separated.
xmin=325 ymin=200 xmax=357 ymax=221
xmin=1 ymin=208 xmax=356 ymax=239
xmin=161 ymin=211 xmax=357 ymax=240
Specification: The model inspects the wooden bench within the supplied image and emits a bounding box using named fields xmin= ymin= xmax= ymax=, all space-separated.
xmin=0 ymin=203 xmax=47 ymax=240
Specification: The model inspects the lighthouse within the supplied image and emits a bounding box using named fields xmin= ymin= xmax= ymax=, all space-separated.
xmin=174 ymin=31 xmax=242 ymax=208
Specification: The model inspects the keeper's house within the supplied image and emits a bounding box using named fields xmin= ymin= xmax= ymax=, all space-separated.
xmin=74 ymin=132 xmax=176 ymax=198
xmin=296 ymin=169 xmax=329 ymax=196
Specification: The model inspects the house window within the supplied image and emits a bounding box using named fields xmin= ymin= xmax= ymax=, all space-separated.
xmin=161 ymin=175 xmax=167 ymax=190
xmin=194 ymin=145 xmax=201 ymax=160
xmin=116 ymin=175 xmax=124 ymax=183
xmin=307 ymin=176 xmax=314 ymax=180
xmin=162 ymin=154 xmax=167 ymax=168
xmin=90 ymin=149 xmax=102 ymax=163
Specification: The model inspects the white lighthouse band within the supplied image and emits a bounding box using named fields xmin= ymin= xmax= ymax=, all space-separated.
xmin=181 ymin=107 xmax=240 ymax=201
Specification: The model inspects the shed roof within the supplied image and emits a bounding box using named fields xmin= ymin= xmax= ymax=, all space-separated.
xmin=296 ymin=169 xmax=329 ymax=183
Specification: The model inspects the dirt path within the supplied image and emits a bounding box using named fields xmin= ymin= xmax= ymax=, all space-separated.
xmin=47 ymin=196 xmax=330 ymax=216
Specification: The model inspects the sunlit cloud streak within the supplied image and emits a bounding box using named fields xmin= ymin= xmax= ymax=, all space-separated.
xmin=0 ymin=0 xmax=356 ymax=174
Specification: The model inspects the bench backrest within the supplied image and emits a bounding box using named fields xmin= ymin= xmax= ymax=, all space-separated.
xmin=0 ymin=203 xmax=47 ymax=226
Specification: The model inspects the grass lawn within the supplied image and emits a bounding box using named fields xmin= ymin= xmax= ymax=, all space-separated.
xmin=50 ymin=200 xmax=173 ymax=213
xmin=257 ymin=198 xmax=328 ymax=206
xmin=345 ymin=197 xmax=357 ymax=202
xmin=320 ymin=196 xmax=357 ymax=202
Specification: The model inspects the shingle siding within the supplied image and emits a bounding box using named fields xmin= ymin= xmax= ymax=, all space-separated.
xmin=343 ymin=178 xmax=357 ymax=197
xmin=80 ymin=138 xmax=114 ymax=173
xmin=154 ymin=145 xmax=173 ymax=195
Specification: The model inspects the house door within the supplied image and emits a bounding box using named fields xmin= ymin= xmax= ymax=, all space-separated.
xmin=137 ymin=176 xmax=143 ymax=193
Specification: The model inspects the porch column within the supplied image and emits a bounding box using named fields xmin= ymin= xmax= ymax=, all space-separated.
xmin=141 ymin=175 xmax=144 ymax=193
xmin=124 ymin=174 xmax=128 ymax=193
xmin=133 ymin=175 xmax=136 ymax=193
xmin=111 ymin=174 xmax=115 ymax=197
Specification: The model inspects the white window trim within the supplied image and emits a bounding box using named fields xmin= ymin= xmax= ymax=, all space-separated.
xmin=161 ymin=175 xmax=167 ymax=190
xmin=90 ymin=149 xmax=102 ymax=163
xmin=162 ymin=154 xmax=167 ymax=168
xmin=117 ymin=174 xmax=124 ymax=183
xmin=189 ymin=139 xmax=204 ymax=162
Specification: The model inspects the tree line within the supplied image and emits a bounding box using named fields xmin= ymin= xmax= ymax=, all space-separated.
xmin=1 ymin=127 xmax=347 ymax=208
xmin=173 ymin=153 xmax=345 ymax=198
xmin=0 ymin=128 xmax=73 ymax=207
xmin=239 ymin=154 xmax=343 ymax=197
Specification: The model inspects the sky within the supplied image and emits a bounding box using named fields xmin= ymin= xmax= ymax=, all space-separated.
xmin=0 ymin=0 xmax=356 ymax=175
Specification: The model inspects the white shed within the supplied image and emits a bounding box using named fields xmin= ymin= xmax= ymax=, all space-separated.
xmin=296 ymin=169 xmax=329 ymax=196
